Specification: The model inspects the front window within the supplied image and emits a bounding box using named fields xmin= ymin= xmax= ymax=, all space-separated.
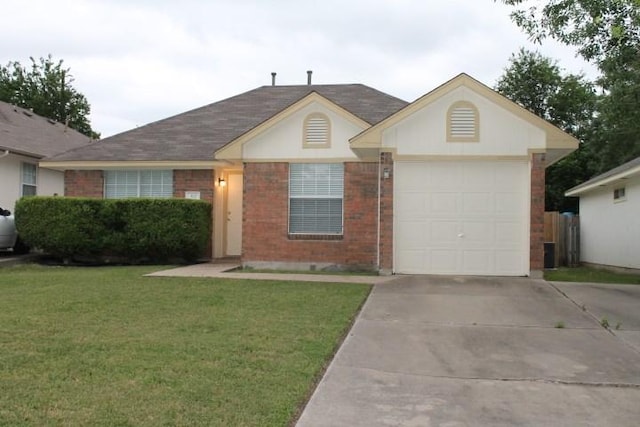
xmin=21 ymin=163 xmax=37 ymax=196
xmin=289 ymin=163 xmax=343 ymax=234
xmin=104 ymin=170 xmax=173 ymax=199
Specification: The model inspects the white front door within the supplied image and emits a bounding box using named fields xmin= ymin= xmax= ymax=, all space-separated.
xmin=394 ymin=160 xmax=529 ymax=276
xmin=225 ymin=173 xmax=243 ymax=256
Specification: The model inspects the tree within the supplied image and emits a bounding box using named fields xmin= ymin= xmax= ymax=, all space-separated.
xmin=500 ymin=0 xmax=640 ymax=63
xmin=0 ymin=55 xmax=99 ymax=138
xmin=500 ymin=0 xmax=640 ymax=173
xmin=495 ymin=49 xmax=598 ymax=212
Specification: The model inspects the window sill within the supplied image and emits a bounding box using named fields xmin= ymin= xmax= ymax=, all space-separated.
xmin=288 ymin=234 xmax=343 ymax=241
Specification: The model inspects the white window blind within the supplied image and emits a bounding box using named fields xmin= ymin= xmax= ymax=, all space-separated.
xmin=21 ymin=163 xmax=37 ymax=196
xmin=289 ymin=163 xmax=343 ymax=234
xmin=104 ymin=170 xmax=173 ymax=199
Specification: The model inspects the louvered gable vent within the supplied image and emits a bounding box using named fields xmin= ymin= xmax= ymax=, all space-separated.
xmin=303 ymin=113 xmax=331 ymax=148
xmin=447 ymin=101 xmax=479 ymax=142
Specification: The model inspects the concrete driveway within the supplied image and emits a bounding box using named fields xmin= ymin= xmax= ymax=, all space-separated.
xmin=297 ymin=276 xmax=640 ymax=426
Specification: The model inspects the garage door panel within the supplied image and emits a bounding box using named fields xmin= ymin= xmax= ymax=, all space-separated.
xmin=430 ymin=221 xmax=459 ymax=245
xmin=430 ymin=250 xmax=458 ymax=274
xmin=396 ymin=193 xmax=428 ymax=218
xmin=495 ymin=250 xmax=525 ymax=275
xmin=431 ymin=193 xmax=458 ymax=214
xmin=495 ymin=192 xmax=522 ymax=214
xmin=461 ymin=221 xmax=495 ymax=246
xmin=495 ymin=221 xmax=522 ymax=246
xmin=462 ymin=192 xmax=493 ymax=215
xmin=395 ymin=160 xmax=528 ymax=276
xmin=462 ymin=250 xmax=493 ymax=274
xmin=397 ymin=221 xmax=428 ymax=250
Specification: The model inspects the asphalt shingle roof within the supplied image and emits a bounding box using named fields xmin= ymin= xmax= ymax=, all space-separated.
xmin=566 ymin=155 xmax=640 ymax=194
xmin=46 ymin=84 xmax=408 ymax=162
xmin=0 ymin=101 xmax=92 ymax=158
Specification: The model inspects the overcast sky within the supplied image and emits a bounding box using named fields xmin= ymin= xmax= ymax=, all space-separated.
xmin=2 ymin=0 xmax=598 ymax=138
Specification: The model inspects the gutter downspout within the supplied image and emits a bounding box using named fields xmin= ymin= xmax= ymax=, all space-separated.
xmin=376 ymin=150 xmax=381 ymax=270
xmin=0 ymin=150 xmax=9 ymax=159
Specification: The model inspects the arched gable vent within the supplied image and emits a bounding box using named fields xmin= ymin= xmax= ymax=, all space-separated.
xmin=303 ymin=113 xmax=331 ymax=148
xmin=447 ymin=101 xmax=479 ymax=142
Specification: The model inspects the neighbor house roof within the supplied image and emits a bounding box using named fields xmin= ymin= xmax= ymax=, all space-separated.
xmin=45 ymin=84 xmax=408 ymax=163
xmin=0 ymin=100 xmax=92 ymax=158
xmin=566 ymin=155 xmax=640 ymax=197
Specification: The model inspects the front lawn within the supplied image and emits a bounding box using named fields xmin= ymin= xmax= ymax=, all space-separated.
xmin=545 ymin=266 xmax=640 ymax=284
xmin=0 ymin=265 xmax=370 ymax=426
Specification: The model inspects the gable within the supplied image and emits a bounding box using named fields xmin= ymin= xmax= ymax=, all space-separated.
xmin=216 ymin=92 xmax=369 ymax=161
xmin=351 ymin=73 xmax=578 ymax=165
xmin=382 ymin=85 xmax=546 ymax=157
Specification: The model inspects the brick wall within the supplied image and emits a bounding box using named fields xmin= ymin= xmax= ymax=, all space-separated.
xmin=530 ymin=153 xmax=546 ymax=272
xmin=173 ymin=169 xmax=214 ymax=205
xmin=242 ymin=162 xmax=379 ymax=270
xmin=378 ymin=152 xmax=394 ymax=272
xmin=64 ymin=170 xmax=104 ymax=197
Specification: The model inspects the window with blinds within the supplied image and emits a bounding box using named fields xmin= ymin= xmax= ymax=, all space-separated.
xmin=303 ymin=113 xmax=331 ymax=148
xmin=447 ymin=101 xmax=479 ymax=142
xmin=289 ymin=163 xmax=343 ymax=234
xmin=104 ymin=170 xmax=173 ymax=199
xmin=21 ymin=163 xmax=37 ymax=196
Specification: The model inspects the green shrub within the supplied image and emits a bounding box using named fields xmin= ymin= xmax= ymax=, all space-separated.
xmin=15 ymin=197 xmax=211 ymax=263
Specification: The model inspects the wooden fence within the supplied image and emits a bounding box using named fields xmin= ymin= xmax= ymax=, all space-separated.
xmin=544 ymin=211 xmax=580 ymax=268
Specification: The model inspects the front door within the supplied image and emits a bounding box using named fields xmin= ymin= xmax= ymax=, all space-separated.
xmin=225 ymin=173 xmax=243 ymax=256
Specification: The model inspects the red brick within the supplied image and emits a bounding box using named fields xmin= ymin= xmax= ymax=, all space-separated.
xmin=242 ymin=162 xmax=379 ymax=270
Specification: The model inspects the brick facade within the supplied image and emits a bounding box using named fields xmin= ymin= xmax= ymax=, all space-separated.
xmin=242 ymin=162 xmax=379 ymax=270
xmin=173 ymin=169 xmax=214 ymax=205
xmin=529 ymin=153 xmax=546 ymax=272
xmin=64 ymin=170 xmax=104 ymax=197
xmin=378 ymin=152 xmax=394 ymax=272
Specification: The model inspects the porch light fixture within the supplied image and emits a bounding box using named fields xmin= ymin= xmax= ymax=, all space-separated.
xmin=218 ymin=177 xmax=226 ymax=187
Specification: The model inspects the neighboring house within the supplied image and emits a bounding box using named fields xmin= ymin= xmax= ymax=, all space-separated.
xmin=565 ymin=156 xmax=640 ymax=270
xmin=41 ymin=73 xmax=578 ymax=276
xmin=0 ymin=101 xmax=92 ymax=210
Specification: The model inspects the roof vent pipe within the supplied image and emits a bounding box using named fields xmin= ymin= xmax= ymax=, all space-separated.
xmin=307 ymin=70 xmax=312 ymax=85
xmin=271 ymin=72 xmax=276 ymax=86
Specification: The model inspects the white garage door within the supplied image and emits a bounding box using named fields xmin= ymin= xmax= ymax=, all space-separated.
xmin=394 ymin=160 xmax=529 ymax=276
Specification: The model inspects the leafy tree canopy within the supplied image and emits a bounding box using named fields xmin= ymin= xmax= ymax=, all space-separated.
xmin=501 ymin=0 xmax=640 ymax=175
xmin=501 ymin=0 xmax=640 ymax=63
xmin=496 ymin=49 xmax=598 ymax=211
xmin=0 ymin=55 xmax=99 ymax=138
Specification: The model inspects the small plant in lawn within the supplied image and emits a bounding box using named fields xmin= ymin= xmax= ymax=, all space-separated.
xmin=601 ymin=317 xmax=610 ymax=329
xmin=615 ymin=322 xmax=622 ymax=330
xmin=555 ymin=321 xmax=565 ymax=329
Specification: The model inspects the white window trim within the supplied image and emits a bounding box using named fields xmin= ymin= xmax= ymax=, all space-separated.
xmin=104 ymin=170 xmax=173 ymax=199
xmin=21 ymin=162 xmax=37 ymax=197
xmin=288 ymin=163 xmax=344 ymax=235
xmin=613 ymin=186 xmax=626 ymax=203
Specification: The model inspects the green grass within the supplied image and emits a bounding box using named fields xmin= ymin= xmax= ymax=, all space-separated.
xmin=0 ymin=265 xmax=370 ymax=426
xmin=545 ymin=266 xmax=640 ymax=284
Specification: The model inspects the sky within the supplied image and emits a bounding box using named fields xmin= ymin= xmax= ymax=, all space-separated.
xmin=1 ymin=0 xmax=598 ymax=138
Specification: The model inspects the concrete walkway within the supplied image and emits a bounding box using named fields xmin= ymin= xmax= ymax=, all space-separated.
xmin=297 ymin=275 xmax=640 ymax=426
xmin=146 ymin=262 xmax=396 ymax=284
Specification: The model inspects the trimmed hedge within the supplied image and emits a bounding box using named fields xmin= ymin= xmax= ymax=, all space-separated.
xmin=15 ymin=197 xmax=211 ymax=263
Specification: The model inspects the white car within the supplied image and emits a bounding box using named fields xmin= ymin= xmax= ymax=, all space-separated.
xmin=0 ymin=208 xmax=27 ymax=253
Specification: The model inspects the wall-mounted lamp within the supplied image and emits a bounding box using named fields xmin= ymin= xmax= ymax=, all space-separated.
xmin=383 ymin=168 xmax=391 ymax=180
xmin=218 ymin=177 xmax=226 ymax=187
